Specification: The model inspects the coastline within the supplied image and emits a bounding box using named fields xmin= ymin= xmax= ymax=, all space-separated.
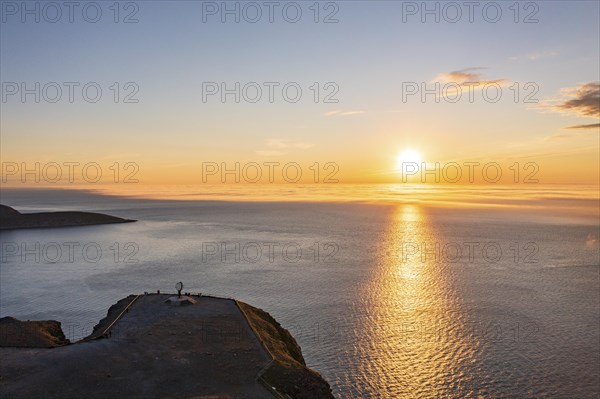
xmin=0 ymin=204 xmax=136 ymax=230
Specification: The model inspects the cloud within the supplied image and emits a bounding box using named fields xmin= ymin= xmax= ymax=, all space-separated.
xmin=434 ymin=67 xmax=506 ymax=85
xmin=563 ymin=123 xmax=600 ymax=130
xmin=324 ymin=110 xmax=364 ymax=117
xmin=433 ymin=67 xmax=507 ymax=97
xmin=550 ymin=82 xmax=600 ymax=118
xmin=435 ymin=67 xmax=487 ymax=83
xmin=255 ymin=150 xmax=287 ymax=157
xmin=544 ymin=130 xmax=597 ymax=141
xmin=293 ymin=143 xmax=315 ymax=150
xmin=102 ymin=153 xmax=141 ymax=159
xmin=255 ymin=139 xmax=315 ymax=156
xmin=510 ymin=50 xmax=559 ymax=61
xmin=540 ymin=82 xmax=600 ymax=131
xmin=265 ymin=139 xmax=289 ymax=149
xmin=544 ymin=133 xmax=578 ymax=141
xmin=528 ymin=50 xmax=559 ymax=60
xmin=265 ymin=139 xmax=314 ymax=150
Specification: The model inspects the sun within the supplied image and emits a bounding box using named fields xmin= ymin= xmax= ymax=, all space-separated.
xmin=396 ymin=149 xmax=422 ymax=170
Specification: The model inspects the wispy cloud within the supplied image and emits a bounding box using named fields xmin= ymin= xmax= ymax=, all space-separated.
xmin=324 ymin=110 xmax=364 ymax=117
xmin=549 ymin=82 xmax=600 ymax=118
xmin=102 ymin=153 xmax=141 ymax=159
xmin=541 ymin=82 xmax=600 ymax=132
xmin=544 ymin=130 xmax=597 ymax=141
xmin=434 ymin=67 xmax=506 ymax=85
xmin=564 ymin=123 xmax=600 ymax=130
xmin=255 ymin=139 xmax=315 ymax=156
xmin=255 ymin=150 xmax=287 ymax=157
xmin=510 ymin=50 xmax=559 ymax=61
xmin=293 ymin=143 xmax=315 ymax=150
xmin=265 ymin=139 xmax=314 ymax=150
xmin=265 ymin=139 xmax=289 ymax=149
xmin=433 ymin=67 xmax=507 ymax=98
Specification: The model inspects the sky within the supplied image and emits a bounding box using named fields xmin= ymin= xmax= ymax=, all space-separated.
xmin=1 ymin=0 xmax=599 ymax=187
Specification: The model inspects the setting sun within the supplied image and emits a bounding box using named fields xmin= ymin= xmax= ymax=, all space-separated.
xmin=396 ymin=149 xmax=423 ymax=170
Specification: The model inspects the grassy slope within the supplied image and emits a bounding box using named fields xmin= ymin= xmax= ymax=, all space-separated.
xmin=238 ymin=301 xmax=334 ymax=399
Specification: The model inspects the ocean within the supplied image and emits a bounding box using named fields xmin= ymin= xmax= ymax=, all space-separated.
xmin=1 ymin=187 xmax=598 ymax=398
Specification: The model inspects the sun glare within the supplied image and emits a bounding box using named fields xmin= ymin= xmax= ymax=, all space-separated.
xmin=396 ymin=149 xmax=422 ymax=170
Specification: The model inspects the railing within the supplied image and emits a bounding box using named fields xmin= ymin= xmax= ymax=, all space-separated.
xmin=100 ymin=294 xmax=141 ymax=337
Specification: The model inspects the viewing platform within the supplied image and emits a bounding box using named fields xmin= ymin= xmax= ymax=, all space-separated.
xmin=0 ymin=293 xmax=333 ymax=398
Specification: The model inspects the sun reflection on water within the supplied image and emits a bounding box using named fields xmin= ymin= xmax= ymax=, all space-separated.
xmin=358 ymin=204 xmax=481 ymax=397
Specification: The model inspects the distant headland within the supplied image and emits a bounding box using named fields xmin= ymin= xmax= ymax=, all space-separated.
xmin=0 ymin=293 xmax=333 ymax=398
xmin=0 ymin=204 xmax=136 ymax=230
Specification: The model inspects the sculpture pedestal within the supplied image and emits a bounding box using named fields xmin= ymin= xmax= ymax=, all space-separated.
xmin=165 ymin=296 xmax=197 ymax=306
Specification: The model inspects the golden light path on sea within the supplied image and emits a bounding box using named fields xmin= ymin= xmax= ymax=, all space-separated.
xmin=356 ymin=204 xmax=481 ymax=397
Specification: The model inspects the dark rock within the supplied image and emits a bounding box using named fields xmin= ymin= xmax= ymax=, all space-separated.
xmin=0 ymin=204 xmax=21 ymax=218
xmin=0 ymin=316 xmax=70 ymax=348
xmin=0 ymin=204 xmax=136 ymax=230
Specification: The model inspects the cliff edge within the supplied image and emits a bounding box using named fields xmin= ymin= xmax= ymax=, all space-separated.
xmin=0 ymin=294 xmax=333 ymax=399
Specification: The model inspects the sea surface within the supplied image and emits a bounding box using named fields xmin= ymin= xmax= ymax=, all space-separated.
xmin=1 ymin=187 xmax=599 ymax=398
